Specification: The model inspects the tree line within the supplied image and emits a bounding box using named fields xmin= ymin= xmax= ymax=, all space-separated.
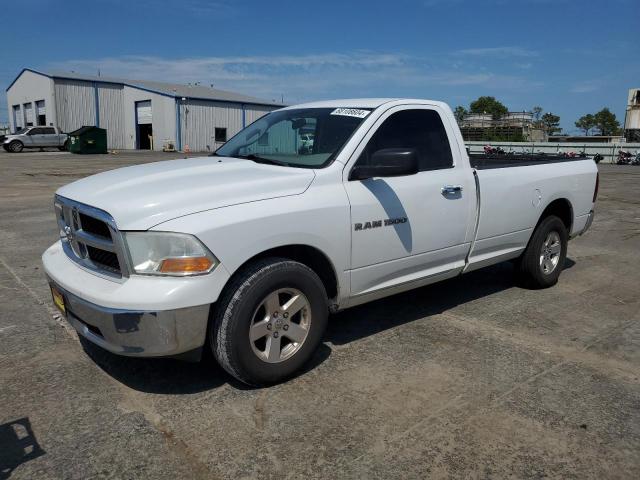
xmin=574 ymin=109 xmax=620 ymax=136
xmin=455 ymin=96 xmax=622 ymax=137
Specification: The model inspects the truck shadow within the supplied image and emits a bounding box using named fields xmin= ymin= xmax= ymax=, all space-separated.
xmin=80 ymin=258 xmax=574 ymax=392
xmin=361 ymin=178 xmax=412 ymax=252
xmin=79 ymin=336 xmax=332 ymax=393
xmin=326 ymin=258 xmax=575 ymax=346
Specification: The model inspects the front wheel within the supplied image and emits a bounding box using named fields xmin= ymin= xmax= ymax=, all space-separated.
xmin=211 ymin=258 xmax=328 ymax=386
xmin=58 ymin=140 xmax=69 ymax=151
xmin=516 ymin=215 xmax=568 ymax=289
xmin=7 ymin=141 xmax=23 ymax=153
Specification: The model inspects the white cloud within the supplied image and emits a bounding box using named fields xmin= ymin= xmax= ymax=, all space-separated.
xmin=46 ymin=51 xmax=542 ymax=104
xmin=455 ymin=46 xmax=539 ymax=58
xmin=570 ymin=81 xmax=600 ymax=93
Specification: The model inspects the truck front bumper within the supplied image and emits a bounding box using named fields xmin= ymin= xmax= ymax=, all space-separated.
xmin=48 ymin=279 xmax=209 ymax=359
xmin=42 ymin=241 xmax=231 ymax=359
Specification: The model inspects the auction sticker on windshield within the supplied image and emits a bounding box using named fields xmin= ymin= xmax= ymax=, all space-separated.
xmin=330 ymin=108 xmax=370 ymax=118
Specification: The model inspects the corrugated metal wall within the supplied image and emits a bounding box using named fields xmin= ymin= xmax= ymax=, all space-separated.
xmin=244 ymin=105 xmax=274 ymax=126
xmin=54 ymin=79 xmax=96 ymax=133
xmin=98 ymin=84 xmax=126 ymax=149
xmin=51 ymin=77 xmax=278 ymax=151
xmin=179 ymin=101 xmax=277 ymax=152
xmin=250 ymin=120 xmax=298 ymax=155
xmin=180 ymin=100 xmax=244 ymax=152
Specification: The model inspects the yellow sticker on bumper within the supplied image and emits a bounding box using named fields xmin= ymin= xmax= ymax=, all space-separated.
xmin=51 ymin=286 xmax=65 ymax=314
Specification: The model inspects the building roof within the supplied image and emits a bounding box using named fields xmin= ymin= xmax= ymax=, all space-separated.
xmin=7 ymin=68 xmax=284 ymax=107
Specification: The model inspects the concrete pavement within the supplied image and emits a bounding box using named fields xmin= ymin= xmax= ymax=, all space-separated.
xmin=1 ymin=150 xmax=638 ymax=479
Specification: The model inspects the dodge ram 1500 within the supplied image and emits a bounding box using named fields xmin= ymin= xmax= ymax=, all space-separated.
xmin=43 ymin=99 xmax=598 ymax=385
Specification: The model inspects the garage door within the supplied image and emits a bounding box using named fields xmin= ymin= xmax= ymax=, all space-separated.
xmin=24 ymin=103 xmax=33 ymax=126
xmin=36 ymin=100 xmax=46 ymax=125
xmin=136 ymin=101 xmax=152 ymax=124
xmin=13 ymin=105 xmax=22 ymax=129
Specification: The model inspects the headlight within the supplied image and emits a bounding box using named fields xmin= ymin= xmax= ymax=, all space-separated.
xmin=123 ymin=232 xmax=218 ymax=276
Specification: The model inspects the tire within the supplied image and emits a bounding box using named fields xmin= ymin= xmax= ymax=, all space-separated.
xmin=58 ymin=140 xmax=69 ymax=151
xmin=211 ymin=257 xmax=328 ymax=386
xmin=517 ymin=215 xmax=568 ymax=289
xmin=7 ymin=141 xmax=23 ymax=153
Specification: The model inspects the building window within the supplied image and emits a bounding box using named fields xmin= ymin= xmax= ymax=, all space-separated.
xmin=215 ymin=128 xmax=227 ymax=142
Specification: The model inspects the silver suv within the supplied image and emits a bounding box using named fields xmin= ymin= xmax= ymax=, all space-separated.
xmin=2 ymin=126 xmax=68 ymax=153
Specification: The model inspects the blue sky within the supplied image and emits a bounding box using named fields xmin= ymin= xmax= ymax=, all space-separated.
xmin=2 ymin=0 xmax=638 ymax=132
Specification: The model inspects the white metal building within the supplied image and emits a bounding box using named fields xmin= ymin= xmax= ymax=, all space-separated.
xmin=624 ymin=88 xmax=640 ymax=142
xmin=6 ymin=68 xmax=283 ymax=151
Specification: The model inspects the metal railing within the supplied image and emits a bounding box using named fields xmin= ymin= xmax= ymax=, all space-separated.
xmin=465 ymin=141 xmax=640 ymax=164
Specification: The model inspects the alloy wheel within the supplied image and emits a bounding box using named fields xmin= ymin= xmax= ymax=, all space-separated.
xmin=540 ymin=231 xmax=561 ymax=274
xmin=249 ymin=288 xmax=312 ymax=363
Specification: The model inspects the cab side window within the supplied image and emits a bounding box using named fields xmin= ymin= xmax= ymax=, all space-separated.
xmin=358 ymin=109 xmax=453 ymax=171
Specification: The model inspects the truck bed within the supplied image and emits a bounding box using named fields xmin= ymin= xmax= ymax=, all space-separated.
xmin=469 ymin=154 xmax=592 ymax=170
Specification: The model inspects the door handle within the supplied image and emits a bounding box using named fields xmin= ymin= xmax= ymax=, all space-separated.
xmin=441 ymin=185 xmax=463 ymax=195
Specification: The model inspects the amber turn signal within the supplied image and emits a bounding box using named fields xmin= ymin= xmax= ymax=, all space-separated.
xmin=159 ymin=257 xmax=214 ymax=274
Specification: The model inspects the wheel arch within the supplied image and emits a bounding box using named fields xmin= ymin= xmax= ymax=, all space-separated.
xmin=8 ymin=139 xmax=24 ymax=151
xmin=537 ymin=198 xmax=573 ymax=234
xmin=225 ymin=244 xmax=339 ymax=303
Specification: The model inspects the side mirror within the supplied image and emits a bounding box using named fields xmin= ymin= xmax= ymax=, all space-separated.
xmin=350 ymin=148 xmax=419 ymax=181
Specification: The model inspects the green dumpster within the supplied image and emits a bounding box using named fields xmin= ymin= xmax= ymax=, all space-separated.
xmin=68 ymin=126 xmax=107 ymax=154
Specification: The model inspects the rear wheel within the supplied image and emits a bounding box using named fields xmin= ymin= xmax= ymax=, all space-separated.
xmin=8 ymin=141 xmax=23 ymax=153
xmin=211 ymin=258 xmax=328 ymax=386
xmin=517 ymin=215 xmax=568 ymax=289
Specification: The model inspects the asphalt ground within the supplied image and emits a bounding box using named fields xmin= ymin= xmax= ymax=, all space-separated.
xmin=1 ymin=150 xmax=638 ymax=479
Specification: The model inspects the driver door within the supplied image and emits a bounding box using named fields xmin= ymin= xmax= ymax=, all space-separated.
xmin=24 ymin=128 xmax=39 ymax=147
xmin=344 ymin=105 xmax=475 ymax=298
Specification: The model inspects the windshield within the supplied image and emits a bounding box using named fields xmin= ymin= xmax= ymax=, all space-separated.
xmin=14 ymin=128 xmax=29 ymax=135
xmin=215 ymin=107 xmax=371 ymax=168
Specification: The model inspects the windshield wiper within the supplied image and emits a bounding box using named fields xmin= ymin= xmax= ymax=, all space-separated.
xmin=236 ymin=154 xmax=289 ymax=167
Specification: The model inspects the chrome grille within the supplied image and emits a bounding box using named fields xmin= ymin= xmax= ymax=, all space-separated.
xmin=54 ymin=195 xmax=129 ymax=280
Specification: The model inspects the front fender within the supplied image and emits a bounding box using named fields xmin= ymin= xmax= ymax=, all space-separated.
xmin=152 ymin=185 xmax=352 ymax=303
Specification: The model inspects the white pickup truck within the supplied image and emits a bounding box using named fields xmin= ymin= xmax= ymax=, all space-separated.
xmin=43 ymin=99 xmax=598 ymax=385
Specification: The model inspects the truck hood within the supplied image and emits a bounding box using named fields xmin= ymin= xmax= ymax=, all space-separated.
xmin=56 ymin=156 xmax=315 ymax=230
